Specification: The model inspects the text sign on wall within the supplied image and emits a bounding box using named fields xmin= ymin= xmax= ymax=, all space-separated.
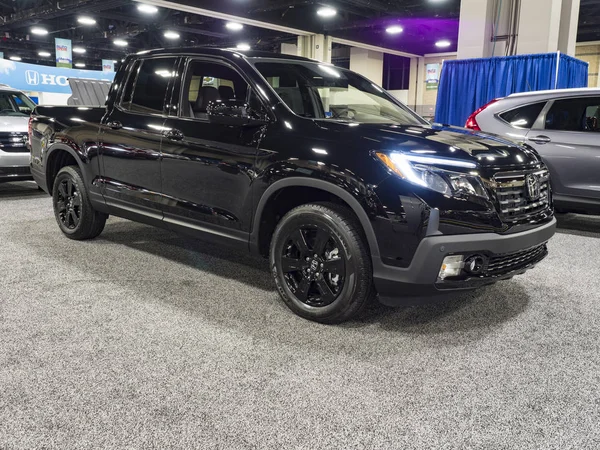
xmin=426 ymin=63 xmax=440 ymax=91
xmin=55 ymin=38 xmax=73 ymax=68
xmin=102 ymin=59 xmax=115 ymax=72
xmin=0 ymin=59 xmax=115 ymax=94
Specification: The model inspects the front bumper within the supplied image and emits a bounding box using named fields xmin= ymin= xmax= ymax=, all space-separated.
xmin=0 ymin=150 xmax=32 ymax=182
xmin=373 ymin=217 xmax=557 ymax=306
xmin=0 ymin=165 xmax=32 ymax=182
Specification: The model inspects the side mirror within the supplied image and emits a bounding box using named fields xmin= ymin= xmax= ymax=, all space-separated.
xmin=207 ymin=99 xmax=268 ymax=127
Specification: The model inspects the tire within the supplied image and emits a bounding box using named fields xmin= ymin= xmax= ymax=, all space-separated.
xmin=269 ymin=202 xmax=373 ymax=324
xmin=52 ymin=165 xmax=107 ymax=240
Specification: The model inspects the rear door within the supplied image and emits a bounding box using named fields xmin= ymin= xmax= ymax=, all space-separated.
xmin=526 ymin=96 xmax=600 ymax=202
xmin=99 ymin=56 xmax=177 ymax=219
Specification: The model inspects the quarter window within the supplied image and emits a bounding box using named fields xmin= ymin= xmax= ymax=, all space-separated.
xmin=545 ymin=97 xmax=600 ymax=132
xmin=499 ymin=102 xmax=546 ymax=129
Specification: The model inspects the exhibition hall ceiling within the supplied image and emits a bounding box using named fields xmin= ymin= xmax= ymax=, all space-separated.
xmin=0 ymin=0 xmax=599 ymax=69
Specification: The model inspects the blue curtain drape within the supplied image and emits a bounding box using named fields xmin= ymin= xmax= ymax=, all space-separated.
xmin=556 ymin=53 xmax=589 ymax=89
xmin=434 ymin=53 xmax=589 ymax=126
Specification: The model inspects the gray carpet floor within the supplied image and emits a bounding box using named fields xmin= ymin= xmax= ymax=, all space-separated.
xmin=1 ymin=181 xmax=600 ymax=449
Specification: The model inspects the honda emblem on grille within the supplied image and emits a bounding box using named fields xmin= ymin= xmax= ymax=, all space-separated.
xmin=525 ymin=174 xmax=540 ymax=201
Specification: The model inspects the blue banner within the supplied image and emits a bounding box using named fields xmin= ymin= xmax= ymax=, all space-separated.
xmin=0 ymin=59 xmax=115 ymax=94
xmin=55 ymin=38 xmax=72 ymax=68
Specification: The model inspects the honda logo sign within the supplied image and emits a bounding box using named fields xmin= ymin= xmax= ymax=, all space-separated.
xmin=24 ymin=70 xmax=69 ymax=87
xmin=25 ymin=70 xmax=39 ymax=86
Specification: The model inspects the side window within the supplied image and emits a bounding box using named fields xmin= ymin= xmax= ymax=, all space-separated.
xmin=181 ymin=60 xmax=250 ymax=119
xmin=120 ymin=60 xmax=141 ymax=109
xmin=122 ymin=58 xmax=177 ymax=114
xmin=499 ymin=102 xmax=545 ymax=129
xmin=545 ymin=97 xmax=600 ymax=132
xmin=258 ymin=66 xmax=315 ymax=117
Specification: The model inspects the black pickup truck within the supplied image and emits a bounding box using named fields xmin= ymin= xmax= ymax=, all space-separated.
xmin=29 ymin=48 xmax=556 ymax=323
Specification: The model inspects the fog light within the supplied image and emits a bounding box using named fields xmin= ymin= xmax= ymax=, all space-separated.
xmin=464 ymin=255 xmax=486 ymax=275
xmin=438 ymin=255 xmax=464 ymax=280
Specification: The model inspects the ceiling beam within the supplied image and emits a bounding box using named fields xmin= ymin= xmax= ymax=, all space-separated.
xmin=330 ymin=36 xmax=420 ymax=57
xmin=133 ymin=0 xmax=313 ymax=36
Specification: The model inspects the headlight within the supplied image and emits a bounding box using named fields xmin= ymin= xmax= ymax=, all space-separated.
xmin=375 ymin=152 xmax=488 ymax=199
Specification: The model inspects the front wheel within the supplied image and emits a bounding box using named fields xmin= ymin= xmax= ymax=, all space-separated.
xmin=270 ymin=202 xmax=373 ymax=324
xmin=52 ymin=165 xmax=107 ymax=240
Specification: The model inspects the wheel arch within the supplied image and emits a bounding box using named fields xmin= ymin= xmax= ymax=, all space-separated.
xmin=250 ymin=178 xmax=380 ymax=259
xmin=45 ymin=144 xmax=85 ymax=192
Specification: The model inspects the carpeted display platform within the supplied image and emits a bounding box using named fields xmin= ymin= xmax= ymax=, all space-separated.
xmin=1 ymin=181 xmax=599 ymax=449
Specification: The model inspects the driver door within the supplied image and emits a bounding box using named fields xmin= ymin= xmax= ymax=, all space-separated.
xmin=160 ymin=57 xmax=268 ymax=239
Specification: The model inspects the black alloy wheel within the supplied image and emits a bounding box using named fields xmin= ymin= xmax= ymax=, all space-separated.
xmin=280 ymin=225 xmax=346 ymax=307
xmin=270 ymin=202 xmax=373 ymax=323
xmin=56 ymin=177 xmax=81 ymax=230
xmin=52 ymin=165 xmax=107 ymax=240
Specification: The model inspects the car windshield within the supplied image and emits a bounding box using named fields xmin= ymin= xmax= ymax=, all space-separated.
xmin=253 ymin=60 xmax=426 ymax=126
xmin=0 ymin=92 xmax=35 ymax=116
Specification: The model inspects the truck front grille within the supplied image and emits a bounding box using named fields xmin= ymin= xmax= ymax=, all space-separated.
xmin=486 ymin=244 xmax=547 ymax=276
xmin=0 ymin=132 xmax=28 ymax=153
xmin=494 ymin=169 xmax=550 ymax=222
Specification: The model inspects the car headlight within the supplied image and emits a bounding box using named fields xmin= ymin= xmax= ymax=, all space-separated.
xmin=375 ymin=152 xmax=488 ymax=199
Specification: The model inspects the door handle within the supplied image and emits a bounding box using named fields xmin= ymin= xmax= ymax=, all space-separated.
xmin=106 ymin=121 xmax=122 ymax=130
xmin=163 ymin=128 xmax=184 ymax=141
xmin=528 ymin=135 xmax=551 ymax=144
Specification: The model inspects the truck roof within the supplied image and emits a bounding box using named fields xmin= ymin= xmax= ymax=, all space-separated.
xmin=134 ymin=47 xmax=315 ymax=62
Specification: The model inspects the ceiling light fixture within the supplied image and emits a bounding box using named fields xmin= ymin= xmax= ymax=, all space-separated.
xmin=75 ymin=62 xmax=86 ymax=68
xmin=9 ymin=56 xmax=21 ymax=61
xmin=226 ymin=22 xmax=243 ymax=31
xmin=137 ymin=4 xmax=158 ymax=14
xmin=113 ymin=39 xmax=128 ymax=47
xmin=31 ymin=27 xmax=49 ymax=36
xmin=38 ymin=51 xmax=51 ymax=57
xmin=236 ymin=43 xmax=251 ymax=51
xmin=77 ymin=16 xmax=96 ymax=25
xmin=73 ymin=47 xmax=86 ymax=54
xmin=163 ymin=31 xmax=180 ymax=39
xmin=435 ymin=39 xmax=451 ymax=48
xmin=386 ymin=25 xmax=404 ymax=34
xmin=316 ymin=7 xmax=337 ymax=17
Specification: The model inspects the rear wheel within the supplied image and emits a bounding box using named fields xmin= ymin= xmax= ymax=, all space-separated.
xmin=52 ymin=165 xmax=107 ymax=240
xmin=270 ymin=202 xmax=373 ymax=324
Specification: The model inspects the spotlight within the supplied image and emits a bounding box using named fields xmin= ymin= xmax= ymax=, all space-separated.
xmin=226 ymin=22 xmax=244 ymax=31
xmin=163 ymin=31 xmax=180 ymax=39
xmin=137 ymin=4 xmax=158 ymax=14
xmin=386 ymin=25 xmax=404 ymax=34
xmin=317 ymin=7 xmax=337 ymax=17
xmin=31 ymin=27 xmax=49 ymax=36
xmin=78 ymin=17 xmax=96 ymax=25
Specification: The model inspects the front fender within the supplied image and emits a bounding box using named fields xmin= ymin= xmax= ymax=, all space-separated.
xmin=250 ymin=169 xmax=383 ymax=259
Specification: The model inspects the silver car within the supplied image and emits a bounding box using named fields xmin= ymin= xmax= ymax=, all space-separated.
xmin=0 ymin=85 xmax=36 ymax=183
xmin=466 ymin=88 xmax=600 ymax=214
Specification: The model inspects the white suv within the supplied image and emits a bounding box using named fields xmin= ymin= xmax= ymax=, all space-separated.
xmin=0 ymin=85 xmax=36 ymax=183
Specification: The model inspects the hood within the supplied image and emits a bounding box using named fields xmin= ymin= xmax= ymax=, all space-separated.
xmin=0 ymin=115 xmax=29 ymax=132
xmin=321 ymin=121 xmax=540 ymax=169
